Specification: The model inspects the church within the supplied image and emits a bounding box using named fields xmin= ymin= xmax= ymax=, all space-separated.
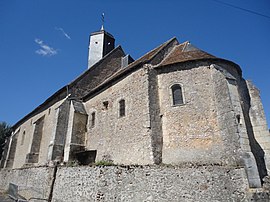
xmin=1 ymin=26 xmax=270 ymax=189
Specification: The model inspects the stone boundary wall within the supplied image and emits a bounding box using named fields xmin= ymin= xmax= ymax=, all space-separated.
xmin=0 ymin=166 xmax=54 ymax=200
xmin=52 ymin=165 xmax=249 ymax=202
xmin=1 ymin=165 xmax=268 ymax=202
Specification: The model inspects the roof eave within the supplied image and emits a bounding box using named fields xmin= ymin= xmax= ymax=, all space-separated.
xmin=156 ymin=58 xmax=242 ymax=76
xmin=12 ymin=46 xmax=125 ymax=130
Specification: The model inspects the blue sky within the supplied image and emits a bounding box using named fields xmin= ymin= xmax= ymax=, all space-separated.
xmin=0 ymin=0 xmax=269 ymax=127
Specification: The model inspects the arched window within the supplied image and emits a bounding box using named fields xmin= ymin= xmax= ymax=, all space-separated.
xmin=119 ymin=99 xmax=125 ymax=117
xmin=171 ymin=84 xmax=184 ymax=105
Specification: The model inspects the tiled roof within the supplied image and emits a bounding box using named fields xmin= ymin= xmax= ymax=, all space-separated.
xmin=12 ymin=46 xmax=125 ymax=129
xmin=83 ymin=37 xmax=178 ymax=101
xmin=13 ymin=36 xmax=241 ymax=129
xmin=125 ymin=37 xmax=178 ymax=69
xmin=159 ymin=41 xmax=216 ymax=67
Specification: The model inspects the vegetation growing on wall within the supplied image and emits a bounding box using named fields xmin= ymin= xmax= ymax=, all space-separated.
xmin=0 ymin=122 xmax=12 ymax=160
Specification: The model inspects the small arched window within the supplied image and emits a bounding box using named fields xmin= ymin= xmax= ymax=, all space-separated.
xmin=171 ymin=84 xmax=184 ymax=105
xmin=119 ymin=99 xmax=125 ymax=117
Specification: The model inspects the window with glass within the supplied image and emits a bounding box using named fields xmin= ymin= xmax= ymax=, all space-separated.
xmin=171 ymin=84 xmax=184 ymax=105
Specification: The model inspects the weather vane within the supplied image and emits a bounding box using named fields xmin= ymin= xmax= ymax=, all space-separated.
xmin=101 ymin=13 xmax=105 ymax=30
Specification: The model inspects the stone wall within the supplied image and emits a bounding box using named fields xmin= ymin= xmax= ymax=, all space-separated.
xmin=8 ymin=46 xmax=125 ymax=169
xmin=5 ymin=132 xmax=18 ymax=168
xmin=0 ymin=167 xmax=54 ymax=200
xmin=51 ymin=165 xmax=249 ymax=202
xmin=2 ymin=165 xmax=269 ymax=201
xmin=64 ymin=100 xmax=88 ymax=162
xmin=246 ymin=81 xmax=270 ymax=174
xmin=12 ymin=99 xmax=66 ymax=168
xmin=84 ymin=67 xmax=154 ymax=165
xmin=211 ymin=66 xmax=261 ymax=187
xmin=48 ymin=99 xmax=70 ymax=162
xmin=157 ymin=64 xmax=223 ymax=165
xmin=148 ymin=66 xmax=163 ymax=164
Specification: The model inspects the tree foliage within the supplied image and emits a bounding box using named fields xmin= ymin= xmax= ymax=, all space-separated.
xmin=0 ymin=122 xmax=12 ymax=160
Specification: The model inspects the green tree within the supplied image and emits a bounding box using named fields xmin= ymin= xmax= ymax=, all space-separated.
xmin=0 ymin=122 xmax=12 ymax=160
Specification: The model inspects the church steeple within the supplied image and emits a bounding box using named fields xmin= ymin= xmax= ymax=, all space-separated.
xmin=88 ymin=14 xmax=115 ymax=69
xmin=87 ymin=28 xmax=115 ymax=69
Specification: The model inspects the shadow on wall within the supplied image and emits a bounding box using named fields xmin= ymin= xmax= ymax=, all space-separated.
xmin=75 ymin=150 xmax=97 ymax=165
xmin=241 ymin=80 xmax=267 ymax=182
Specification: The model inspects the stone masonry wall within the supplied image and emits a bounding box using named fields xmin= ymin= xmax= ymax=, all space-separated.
xmin=148 ymin=66 xmax=163 ymax=164
xmin=158 ymin=64 xmax=223 ymax=165
xmin=211 ymin=66 xmax=261 ymax=187
xmin=48 ymin=99 xmax=70 ymax=162
xmin=2 ymin=165 xmax=269 ymax=201
xmin=12 ymin=99 xmax=66 ymax=168
xmin=84 ymin=67 xmax=154 ymax=165
xmin=245 ymin=80 xmax=270 ymax=178
xmin=0 ymin=167 xmax=54 ymax=200
xmin=51 ymin=165 xmax=250 ymax=202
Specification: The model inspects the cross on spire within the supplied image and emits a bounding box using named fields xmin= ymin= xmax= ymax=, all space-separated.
xmin=101 ymin=13 xmax=105 ymax=30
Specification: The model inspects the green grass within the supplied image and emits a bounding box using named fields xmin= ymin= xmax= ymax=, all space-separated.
xmin=94 ymin=160 xmax=114 ymax=166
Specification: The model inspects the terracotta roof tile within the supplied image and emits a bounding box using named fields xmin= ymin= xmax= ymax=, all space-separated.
xmin=125 ymin=37 xmax=177 ymax=69
xmin=83 ymin=37 xmax=178 ymax=101
xmin=159 ymin=41 xmax=216 ymax=67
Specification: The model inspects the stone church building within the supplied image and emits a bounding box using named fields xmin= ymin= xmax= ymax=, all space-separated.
xmin=1 ymin=27 xmax=270 ymax=188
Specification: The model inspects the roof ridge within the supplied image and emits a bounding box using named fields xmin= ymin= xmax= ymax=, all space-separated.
xmin=83 ymin=37 xmax=180 ymax=101
xmin=147 ymin=37 xmax=177 ymax=63
xmin=157 ymin=41 xmax=219 ymax=68
xmin=158 ymin=43 xmax=178 ymax=65
xmin=68 ymin=45 xmax=124 ymax=87
xmin=158 ymin=40 xmax=189 ymax=65
xmin=182 ymin=41 xmax=190 ymax=52
xmin=132 ymin=37 xmax=177 ymax=65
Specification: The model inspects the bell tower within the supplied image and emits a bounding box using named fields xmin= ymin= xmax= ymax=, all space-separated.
xmin=87 ymin=26 xmax=115 ymax=69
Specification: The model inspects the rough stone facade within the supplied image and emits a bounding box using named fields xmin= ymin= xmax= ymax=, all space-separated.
xmin=84 ymin=67 xmax=154 ymax=165
xmin=52 ymin=165 xmax=250 ymax=202
xmin=1 ymin=165 xmax=270 ymax=202
xmin=0 ymin=28 xmax=269 ymax=200
xmin=158 ymin=64 xmax=223 ymax=165
xmin=6 ymin=99 xmax=66 ymax=169
xmin=0 ymin=167 xmax=54 ymax=200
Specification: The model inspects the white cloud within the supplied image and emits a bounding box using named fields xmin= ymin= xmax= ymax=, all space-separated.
xmin=34 ymin=39 xmax=57 ymax=56
xmin=55 ymin=27 xmax=71 ymax=40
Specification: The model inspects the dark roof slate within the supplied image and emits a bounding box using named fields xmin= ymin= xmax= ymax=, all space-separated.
xmin=12 ymin=46 xmax=125 ymax=129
